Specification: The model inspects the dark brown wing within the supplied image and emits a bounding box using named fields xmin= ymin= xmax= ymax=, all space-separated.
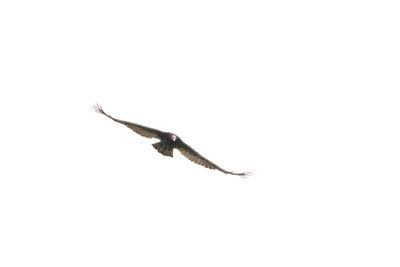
xmin=93 ymin=104 xmax=164 ymax=139
xmin=176 ymin=140 xmax=251 ymax=177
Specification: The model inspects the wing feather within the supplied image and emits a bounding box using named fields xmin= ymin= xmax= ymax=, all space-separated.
xmin=177 ymin=140 xmax=251 ymax=177
xmin=93 ymin=104 xmax=163 ymax=139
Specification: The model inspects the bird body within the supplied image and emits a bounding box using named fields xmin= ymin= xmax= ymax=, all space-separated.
xmin=94 ymin=104 xmax=250 ymax=177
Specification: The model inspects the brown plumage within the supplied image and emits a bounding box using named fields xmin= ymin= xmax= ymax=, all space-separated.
xmin=94 ymin=104 xmax=251 ymax=177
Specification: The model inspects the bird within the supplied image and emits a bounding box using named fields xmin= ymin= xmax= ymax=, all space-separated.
xmin=93 ymin=104 xmax=251 ymax=177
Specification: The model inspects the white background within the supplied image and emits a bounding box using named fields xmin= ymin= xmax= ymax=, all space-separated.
xmin=1 ymin=0 xmax=399 ymax=266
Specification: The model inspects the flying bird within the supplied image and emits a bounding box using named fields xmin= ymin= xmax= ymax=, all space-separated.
xmin=93 ymin=104 xmax=251 ymax=177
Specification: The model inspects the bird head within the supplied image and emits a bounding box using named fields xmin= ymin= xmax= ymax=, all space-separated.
xmin=170 ymin=134 xmax=176 ymax=142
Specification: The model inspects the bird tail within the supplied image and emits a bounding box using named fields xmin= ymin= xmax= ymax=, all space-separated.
xmin=152 ymin=142 xmax=173 ymax=157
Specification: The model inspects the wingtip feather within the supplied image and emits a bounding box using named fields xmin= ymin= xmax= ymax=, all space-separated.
xmin=220 ymin=168 xmax=252 ymax=178
xmin=93 ymin=103 xmax=105 ymax=114
xmin=233 ymin=171 xmax=252 ymax=178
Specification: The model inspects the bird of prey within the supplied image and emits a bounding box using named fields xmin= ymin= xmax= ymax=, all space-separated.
xmin=93 ymin=104 xmax=251 ymax=177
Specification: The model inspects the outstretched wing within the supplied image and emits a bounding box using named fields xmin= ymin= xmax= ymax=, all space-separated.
xmin=176 ymin=140 xmax=251 ymax=177
xmin=93 ymin=104 xmax=164 ymax=139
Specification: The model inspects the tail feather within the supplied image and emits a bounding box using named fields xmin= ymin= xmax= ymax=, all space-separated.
xmin=152 ymin=142 xmax=173 ymax=157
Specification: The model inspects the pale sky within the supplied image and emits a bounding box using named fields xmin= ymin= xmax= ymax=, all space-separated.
xmin=1 ymin=0 xmax=399 ymax=266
